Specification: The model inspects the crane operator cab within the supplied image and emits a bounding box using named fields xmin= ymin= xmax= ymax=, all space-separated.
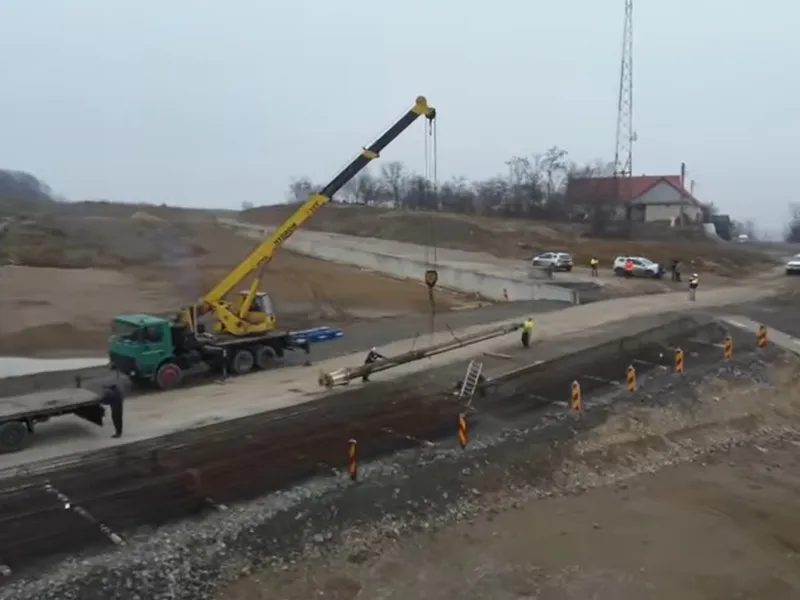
xmin=234 ymin=290 xmax=275 ymax=325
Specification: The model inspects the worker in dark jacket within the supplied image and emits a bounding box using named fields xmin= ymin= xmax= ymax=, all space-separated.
xmin=102 ymin=383 xmax=124 ymax=438
xmin=362 ymin=347 xmax=387 ymax=382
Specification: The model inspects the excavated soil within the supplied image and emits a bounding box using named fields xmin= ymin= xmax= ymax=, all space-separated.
xmin=216 ymin=356 xmax=800 ymax=600
xmin=0 ymin=209 xmax=470 ymax=356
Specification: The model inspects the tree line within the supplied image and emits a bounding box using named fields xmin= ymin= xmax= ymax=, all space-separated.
xmin=285 ymin=146 xmax=616 ymax=221
xmin=284 ymin=148 xmax=800 ymax=244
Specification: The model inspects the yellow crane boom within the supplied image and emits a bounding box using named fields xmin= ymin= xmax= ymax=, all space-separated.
xmin=183 ymin=96 xmax=436 ymax=337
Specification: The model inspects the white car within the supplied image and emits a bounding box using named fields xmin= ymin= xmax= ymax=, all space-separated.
xmin=612 ymin=256 xmax=664 ymax=279
xmin=786 ymin=254 xmax=800 ymax=275
xmin=531 ymin=252 xmax=573 ymax=272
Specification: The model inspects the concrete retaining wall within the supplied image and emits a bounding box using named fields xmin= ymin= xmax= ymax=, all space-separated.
xmin=284 ymin=234 xmax=579 ymax=305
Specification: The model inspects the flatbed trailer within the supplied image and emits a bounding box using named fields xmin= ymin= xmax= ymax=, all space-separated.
xmin=110 ymin=322 xmax=344 ymax=390
xmin=0 ymin=388 xmax=106 ymax=454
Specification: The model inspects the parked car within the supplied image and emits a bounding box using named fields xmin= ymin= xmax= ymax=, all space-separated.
xmin=786 ymin=254 xmax=800 ymax=275
xmin=612 ymin=256 xmax=664 ymax=279
xmin=531 ymin=252 xmax=573 ymax=272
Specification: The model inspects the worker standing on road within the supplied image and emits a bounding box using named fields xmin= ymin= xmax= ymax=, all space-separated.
xmin=521 ymin=318 xmax=534 ymax=349
xmin=589 ymin=257 xmax=599 ymax=277
xmin=362 ymin=347 xmax=387 ymax=382
xmin=688 ymin=273 xmax=699 ymax=301
xmin=102 ymin=383 xmax=124 ymax=438
xmin=624 ymin=258 xmax=634 ymax=278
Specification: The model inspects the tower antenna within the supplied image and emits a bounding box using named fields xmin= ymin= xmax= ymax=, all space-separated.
xmin=614 ymin=0 xmax=634 ymax=213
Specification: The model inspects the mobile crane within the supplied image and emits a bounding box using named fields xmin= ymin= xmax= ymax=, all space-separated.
xmin=107 ymin=97 xmax=437 ymax=390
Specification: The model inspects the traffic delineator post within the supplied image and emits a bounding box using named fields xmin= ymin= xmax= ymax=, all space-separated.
xmin=457 ymin=413 xmax=468 ymax=449
xmin=723 ymin=335 xmax=733 ymax=359
xmin=626 ymin=365 xmax=636 ymax=392
xmin=347 ymin=439 xmax=358 ymax=482
xmin=570 ymin=380 xmax=582 ymax=414
xmin=757 ymin=325 xmax=768 ymax=348
xmin=674 ymin=348 xmax=684 ymax=374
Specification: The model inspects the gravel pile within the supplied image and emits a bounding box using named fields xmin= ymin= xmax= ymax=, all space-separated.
xmin=2 ymin=348 xmax=794 ymax=600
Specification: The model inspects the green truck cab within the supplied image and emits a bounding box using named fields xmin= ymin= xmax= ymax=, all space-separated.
xmin=108 ymin=313 xmax=303 ymax=391
xmin=108 ymin=314 xmax=184 ymax=389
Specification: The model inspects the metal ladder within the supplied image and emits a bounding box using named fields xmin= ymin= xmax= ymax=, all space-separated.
xmin=458 ymin=360 xmax=484 ymax=404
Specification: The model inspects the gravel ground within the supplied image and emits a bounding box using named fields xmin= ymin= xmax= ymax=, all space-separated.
xmin=3 ymin=344 xmax=794 ymax=600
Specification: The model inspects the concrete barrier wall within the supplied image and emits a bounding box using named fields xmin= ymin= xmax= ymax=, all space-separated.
xmin=223 ymin=219 xmax=579 ymax=304
xmin=287 ymin=237 xmax=578 ymax=304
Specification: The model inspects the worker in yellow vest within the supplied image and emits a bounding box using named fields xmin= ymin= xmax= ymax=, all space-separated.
xmin=589 ymin=257 xmax=599 ymax=277
xmin=521 ymin=318 xmax=534 ymax=348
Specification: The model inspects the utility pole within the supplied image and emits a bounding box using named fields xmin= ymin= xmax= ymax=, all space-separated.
xmin=614 ymin=0 xmax=634 ymax=225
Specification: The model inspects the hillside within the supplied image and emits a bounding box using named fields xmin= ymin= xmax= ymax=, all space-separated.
xmin=242 ymin=203 xmax=775 ymax=277
xmin=0 ymin=199 xmax=470 ymax=357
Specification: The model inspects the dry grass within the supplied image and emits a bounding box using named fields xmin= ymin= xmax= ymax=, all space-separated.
xmin=243 ymin=204 xmax=775 ymax=277
xmin=0 ymin=204 xmax=472 ymax=355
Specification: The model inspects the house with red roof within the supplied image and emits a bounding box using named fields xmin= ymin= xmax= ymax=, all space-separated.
xmin=565 ymin=174 xmax=703 ymax=224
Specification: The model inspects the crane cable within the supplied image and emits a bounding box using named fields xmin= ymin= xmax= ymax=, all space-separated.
xmin=422 ymin=115 xmax=439 ymax=338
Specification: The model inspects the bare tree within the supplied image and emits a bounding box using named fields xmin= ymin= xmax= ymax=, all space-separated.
xmin=539 ymin=146 xmax=569 ymax=201
xmin=380 ymin=161 xmax=406 ymax=208
xmin=354 ymin=171 xmax=381 ymax=205
xmin=286 ymin=177 xmax=315 ymax=204
xmin=340 ymin=169 xmax=381 ymax=205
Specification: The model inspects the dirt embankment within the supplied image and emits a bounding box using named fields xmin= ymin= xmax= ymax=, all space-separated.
xmin=219 ymin=356 xmax=800 ymax=600
xmin=243 ymin=204 xmax=775 ymax=277
xmin=0 ymin=201 xmax=470 ymax=357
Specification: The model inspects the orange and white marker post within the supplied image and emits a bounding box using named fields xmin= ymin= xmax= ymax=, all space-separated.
xmin=570 ymin=380 xmax=582 ymax=414
xmin=457 ymin=413 xmax=468 ymax=449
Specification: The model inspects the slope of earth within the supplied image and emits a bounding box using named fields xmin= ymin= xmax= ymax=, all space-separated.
xmin=236 ymin=439 xmax=800 ymax=600
xmin=220 ymin=356 xmax=800 ymax=600
xmin=0 ymin=203 xmax=472 ymax=357
xmin=243 ymin=204 xmax=774 ymax=278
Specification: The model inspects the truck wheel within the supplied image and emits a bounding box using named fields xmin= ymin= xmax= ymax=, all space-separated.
xmin=0 ymin=421 xmax=31 ymax=453
xmin=230 ymin=349 xmax=255 ymax=375
xmin=156 ymin=363 xmax=183 ymax=390
xmin=253 ymin=345 xmax=276 ymax=370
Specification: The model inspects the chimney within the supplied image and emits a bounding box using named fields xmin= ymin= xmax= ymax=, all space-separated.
xmin=680 ymin=162 xmax=686 ymax=190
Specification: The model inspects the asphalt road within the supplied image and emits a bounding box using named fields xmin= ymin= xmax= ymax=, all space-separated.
xmin=730 ymin=296 xmax=800 ymax=338
xmin=0 ymin=299 xmax=567 ymax=398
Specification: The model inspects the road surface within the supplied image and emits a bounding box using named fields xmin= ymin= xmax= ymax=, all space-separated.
xmin=0 ymin=282 xmax=777 ymax=472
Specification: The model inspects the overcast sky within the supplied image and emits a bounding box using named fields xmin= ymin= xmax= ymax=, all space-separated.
xmin=0 ymin=1 xmax=796 ymax=232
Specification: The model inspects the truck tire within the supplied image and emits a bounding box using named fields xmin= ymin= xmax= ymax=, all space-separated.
xmin=230 ymin=349 xmax=255 ymax=375
xmin=0 ymin=421 xmax=31 ymax=453
xmin=253 ymin=345 xmax=276 ymax=370
xmin=156 ymin=362 xmax=183 ymax=390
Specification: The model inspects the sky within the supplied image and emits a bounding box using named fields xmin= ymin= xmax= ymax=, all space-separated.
xmin=0 ymin=1 xmax=797 ymax=233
